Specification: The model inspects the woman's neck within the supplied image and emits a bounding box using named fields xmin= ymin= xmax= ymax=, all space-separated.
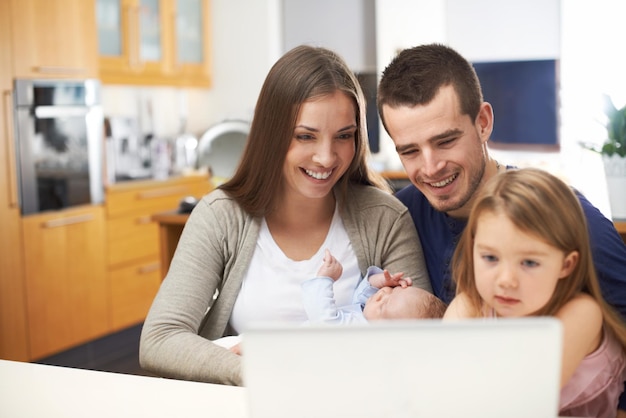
xmin=265 ymin=194 xmax=336 ymax=261
xmin=268 ymin=193 xmax=336 ymax=227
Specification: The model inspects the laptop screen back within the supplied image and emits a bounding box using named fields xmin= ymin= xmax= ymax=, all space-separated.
xmin=241 ymin=318 xmax=562 ymax=418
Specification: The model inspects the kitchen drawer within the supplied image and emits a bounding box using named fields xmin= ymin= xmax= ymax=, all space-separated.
xmin=106 ymin=175 xmax=211 ymax=218
xmin=107 ymin=212 xmax=160 ymax=267
xmin=109 ymin=257 xmax=162 ymax=331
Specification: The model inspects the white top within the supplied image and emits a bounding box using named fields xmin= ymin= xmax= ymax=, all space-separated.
xmin=229 ymin=206 xmax=359 ymax=333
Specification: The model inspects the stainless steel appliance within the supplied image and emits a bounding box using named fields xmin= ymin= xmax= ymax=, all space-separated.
xmin=13 ymin=79 xmax=104 ymax=215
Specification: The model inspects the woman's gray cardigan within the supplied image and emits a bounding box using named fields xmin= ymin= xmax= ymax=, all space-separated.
xmin=139 ymin=185 xmax=431 ymax=386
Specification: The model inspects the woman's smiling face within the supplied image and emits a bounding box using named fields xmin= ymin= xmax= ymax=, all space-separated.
xmin=282 ymin=91 xmax=357 ymax=201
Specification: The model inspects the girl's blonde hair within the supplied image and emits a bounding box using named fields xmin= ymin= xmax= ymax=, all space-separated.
xmin=452 ymin=168 xmax=626 ymax=348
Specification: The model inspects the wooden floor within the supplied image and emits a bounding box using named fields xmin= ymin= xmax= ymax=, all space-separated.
xmin=35 ymin=323 xmax=155 ymax=377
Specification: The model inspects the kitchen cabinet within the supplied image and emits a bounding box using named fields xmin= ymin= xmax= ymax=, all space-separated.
xmin=97 ymin=0 xmax=211 ymax=87
xmin=105 ymin=174 xmax=211 ymax=331
xmin=8 ymin=0 xmax=99 ymax=79
xmin=0 ymin=0 xmax=30 ymax=362
xmin=22 ymin=206 xmax=110 ymax=360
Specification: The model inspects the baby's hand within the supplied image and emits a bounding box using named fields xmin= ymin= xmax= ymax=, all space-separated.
xmin=317 ymin=249 xmax=343 ymax=281
xmin=371 ymin=270 xmax=412 ymax=289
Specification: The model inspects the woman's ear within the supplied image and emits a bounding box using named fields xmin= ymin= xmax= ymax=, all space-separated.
xmin=558 ymin=251 xmax=579 ymax=279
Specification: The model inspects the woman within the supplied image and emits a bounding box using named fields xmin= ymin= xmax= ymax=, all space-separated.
xmin=139 ymin=45 xmax=431 ymax=386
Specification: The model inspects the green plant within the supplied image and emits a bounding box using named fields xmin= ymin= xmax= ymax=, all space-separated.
xmin=582 ymin=95 xmax=626 ymax=157
xmin=602 ymin=97 xmax=626 ymax=157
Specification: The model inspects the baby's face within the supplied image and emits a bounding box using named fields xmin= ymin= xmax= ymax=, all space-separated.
xmin=363 ymin=286 xmax=414 ymax=320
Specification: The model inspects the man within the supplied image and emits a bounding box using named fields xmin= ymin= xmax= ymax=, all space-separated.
xmin=377 ymin=43 xmax=626 ymax=414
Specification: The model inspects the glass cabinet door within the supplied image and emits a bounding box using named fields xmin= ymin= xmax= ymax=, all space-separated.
xmin=172 ymin=0 xmax=210 ymax=86
xmin=97 ymin=0 xmax=122 ymax=57
xmin=176 ymin=0 xmax=203 ymax=64
xmin=139 ymin=0 xmax=163 ymax=62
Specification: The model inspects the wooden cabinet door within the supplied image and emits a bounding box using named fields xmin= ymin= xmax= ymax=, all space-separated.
xmin=9 ymin=0 xmax=99 ymax=79
xmin=0 ymin=0 xmax=29 ymax=362
xmin=22 ymin=206 xmax=110 ymax=359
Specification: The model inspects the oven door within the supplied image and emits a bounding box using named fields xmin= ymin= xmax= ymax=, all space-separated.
xmin=14 ymin=80 xmax=104 ymax=215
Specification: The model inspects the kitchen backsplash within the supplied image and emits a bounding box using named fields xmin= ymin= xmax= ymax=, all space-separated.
xmin=101 ymin=85 xmax=218 ymax=183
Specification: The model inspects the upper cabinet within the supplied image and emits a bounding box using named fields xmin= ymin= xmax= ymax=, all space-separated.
xmin=97 ymin=0 xmax=211 ymax=87
xmin=8 ymin=0 xmax=99 ymax=79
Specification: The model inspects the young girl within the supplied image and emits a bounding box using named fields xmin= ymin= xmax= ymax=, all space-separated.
xmin=444 ymin=168 xmax=626 ymax=417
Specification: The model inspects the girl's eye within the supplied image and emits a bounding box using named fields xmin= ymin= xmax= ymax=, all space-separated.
xmin=521 ymin=260 xmax=539 ymax=268
xmin=481 ymin=254 xmax=498 ymax=263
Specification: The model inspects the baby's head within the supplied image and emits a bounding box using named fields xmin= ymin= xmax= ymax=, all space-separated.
xmin=363 ymin=286 xmax=446 ymax=321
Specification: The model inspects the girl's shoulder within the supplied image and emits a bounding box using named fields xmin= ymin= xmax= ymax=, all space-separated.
xmin=443 ymin=292 xmax=482 ymax=319
xmin=557 ymin=293 xmax=602 ymax=318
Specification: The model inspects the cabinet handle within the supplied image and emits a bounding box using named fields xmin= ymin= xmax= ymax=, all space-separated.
xmin=138 ymin=262 xmax=160 ymax=274
xmin=2 ymin=90 xmax=18 ymax=208
xmin=43 ymin=213 xmax=94 ymax=228
xmin=135 ymin=215 xmax=152 ymax=225
xmin=32 ymin=66 xmax=89 ymax=75
xmin=137 ymin=186 xmax=187 ymax=199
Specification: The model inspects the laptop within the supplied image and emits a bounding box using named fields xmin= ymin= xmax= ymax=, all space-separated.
xmin=241 ymin=318 xmax=562 ymax=418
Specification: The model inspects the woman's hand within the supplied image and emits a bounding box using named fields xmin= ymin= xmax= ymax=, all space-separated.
xmin=229 ymin=343 xmax=242 ymax=356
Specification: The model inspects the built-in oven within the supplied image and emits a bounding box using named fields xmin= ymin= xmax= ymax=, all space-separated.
xmin=13 ymin=79 xmax=104 ymax=215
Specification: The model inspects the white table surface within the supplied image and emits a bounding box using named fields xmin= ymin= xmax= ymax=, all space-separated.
xmin=0 ymin=359 xmax=248 ymax=418
xmin=0 ymin=359 xmax=581 ymax=418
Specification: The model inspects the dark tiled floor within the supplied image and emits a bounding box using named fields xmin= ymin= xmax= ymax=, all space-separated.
xmin=35 ymin=323 xmax=155 ymax=377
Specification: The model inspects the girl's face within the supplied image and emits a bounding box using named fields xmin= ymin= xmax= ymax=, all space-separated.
xmin=282 ymin=91 xmax=357 ymax=201
xmin=473 ymin=211 xmax=577 ymax=317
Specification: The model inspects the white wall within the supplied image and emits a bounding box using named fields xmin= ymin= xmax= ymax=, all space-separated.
xmin=282 ymin=0 xmax=376 ymax=72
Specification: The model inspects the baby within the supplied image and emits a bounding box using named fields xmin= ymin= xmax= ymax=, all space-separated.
xmin=220 ymin=250 xmax=445 ymax=354
xmin=302 ymin=249 xmax=446 ymax=323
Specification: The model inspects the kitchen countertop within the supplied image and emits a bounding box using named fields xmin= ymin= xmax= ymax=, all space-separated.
xmin=105 ymin=171 xmax=210 ymax=192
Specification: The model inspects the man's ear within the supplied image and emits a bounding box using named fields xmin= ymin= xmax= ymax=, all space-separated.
xmin=476 ymin=102 xmax=494 ymax=144
xmin=558 ymin=251 xmax=579 ymax=279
